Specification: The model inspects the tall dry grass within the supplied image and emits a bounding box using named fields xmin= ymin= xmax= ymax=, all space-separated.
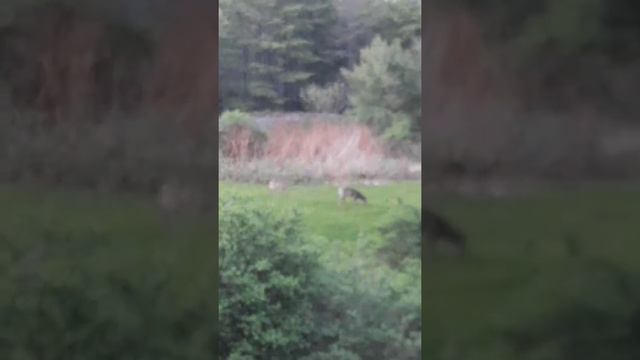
xmin=218 ymin=118 xmax=418 ymax=183
xmin=265 ymin=121 xmax=384 ymax=178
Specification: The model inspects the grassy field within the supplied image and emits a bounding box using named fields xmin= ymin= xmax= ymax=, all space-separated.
xmin=220 ymin=180 xmax=640 ymax=358
xmin=0 ymin=183 xmax=218 ymax=356
xmin=0 ymin=183 xmax=216 ymax=303
xmin=0 ymin=180 xmax=421 ymax=296
xmin=220 ymin=181 xmax=422 ymax=244
xmin=425 ymin=182 xmax=640 ymax=358
xmin=1 ymin=180 xmax=420 ymax=292
xmin=4 ymin=181 xmax=639 ymax=358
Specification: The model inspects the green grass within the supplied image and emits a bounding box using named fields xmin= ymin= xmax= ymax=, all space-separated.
xmin=4 ymin=180 xmax=639 ymax=358
xmin=219 ymin=181 xmax=421 ymax=243
xmin=424 ymin=182 xmax=640 ymax=357
xmin=0 ymin=183 xmax=216 ymax=292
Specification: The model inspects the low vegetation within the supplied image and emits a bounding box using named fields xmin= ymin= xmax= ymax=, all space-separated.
xmin=424 ymin=182 xmax=640 ymax=359
xmin=0 ymin=184 xmax=216 ymax=358
xmin=219 ymin=182 xmax=421 ymax=358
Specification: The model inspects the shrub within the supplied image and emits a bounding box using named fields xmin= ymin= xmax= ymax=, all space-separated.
xmin=375 ymin=204 xmax=421 ymax=268
xmin=219 ymin=197 xmax=330 ymax=358
xmin=300 ymin=81 xmax=349 ymax=114
xmin=0 ymin=225 xmax=216 ymax=359
xmin=219 ymin=110 xmax=266 ymax=161
xmin=446 ymin=259 xmax=640 ymax=360
xmin=219 ymin=110 xmax=255 ymax=131
xmin=504 ymin=260 xmax=640 ymax=359
xmin=219 ymin=196 xmax=421 ymax=359
xmin=342 ymin=36 xmax=421 ymax=142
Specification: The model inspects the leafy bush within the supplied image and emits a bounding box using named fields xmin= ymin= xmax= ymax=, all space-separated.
xmin=219 ymin=196 xmax=421 ymax=359
xmin=375 ymin=204 xmax=421 ymax=268
xmin=300 ymin=81 xmax=349 ymax=114
xmin=219 ymin=110 xmax=256 ymax=131
xmin=219 ymin=197 xmax=331 ymax=358
xmin=493 ymin=259 xmax=640 ymax=360
xmin=219 ymin=110 xmax=266 ymax=161
xmin=0 ymin=225 xmax=216 ymax=359
xmin=342 ymin=36 xmax=421 ymax=142
xmin=437 ymin=258 xmax=640 ymax=360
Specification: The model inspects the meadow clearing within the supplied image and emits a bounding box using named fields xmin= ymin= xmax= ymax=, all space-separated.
xmin=222 ymin=179 xmax=640 ymax=358
xmin=220 ymin=181 xmax=421 ymax=244
xmin=3 ymin=180 xmax=639 ymax=358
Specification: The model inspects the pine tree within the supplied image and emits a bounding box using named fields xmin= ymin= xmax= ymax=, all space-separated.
xmin=219 ymin=0 xmax=341 ymax=111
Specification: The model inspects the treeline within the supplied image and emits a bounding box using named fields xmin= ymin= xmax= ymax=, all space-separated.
xmin=0 ymin=0 xmax=217 ymax=193
xmin=429 ymin=0 xmax=640 ymax=115
xmin=424 ymin=0 xmax=640 ymax=180
xmin=219 ymin=0 xmax=422 ymax=142
xmin=0 ymin=0 xmax=215 ymax=131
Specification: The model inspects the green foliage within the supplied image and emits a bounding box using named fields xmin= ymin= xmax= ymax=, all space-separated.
xmin=219 ymin=0 xmax=342 ymax=111
xmin=514 ymin=0 xmax=605 ymax=60
xmin=486 ymin=259 xmax=640 ymax=359
xmin=363 ymin=0 xmax=421 ymax=48
xmin=218 ymin=110 xmax=267 ymax=160
xmin=424 ymin=184 xmax=640 ymax=359
xmin=376 ymin=204 xmax=421 ymax=268
xmin=219 ymin=110 xmax=255 ymax=131
xmin=219 ymin=0 xmax=423 ymax=114
xmin=218 ymin=190 xmax=421 ymax=359
xmin=342 ymin=36 xmax=421 ymax=141
xmin=219 ymin=181 xmax=422 ymax=244
xmin=219 ymin=196 xmax=327 ymax=358
xmin=446 ymin=0 xmax=640 ymax=62
xmin=300 ymin=81 xmax=349 ymax=113
xmin=0 ymin=191 xmax=216 ymax=359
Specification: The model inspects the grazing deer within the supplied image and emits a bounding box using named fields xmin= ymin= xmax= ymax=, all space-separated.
xmin=338 ymin=186 xmax=368 ymax=204
xmin=423 ymin=208 xmax=466 ymax=257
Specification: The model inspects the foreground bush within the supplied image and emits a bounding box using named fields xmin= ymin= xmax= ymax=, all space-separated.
xmin=0 ymin=225 xmax=216 ymax=359
xmin=430 ymin=258 xmax=640 ymax=360
xmin=300 ymin=81 xmax=349 ymax=114
xmin=218 ymin=110 xmax=267 ymax=161
xmin=375 ymin=204 xmax=421 ymax=268
xmin=219 ymin=197 xmax=420 ymax=359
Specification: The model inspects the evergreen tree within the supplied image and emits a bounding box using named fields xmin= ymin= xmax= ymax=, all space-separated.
xmin=219 ymin=0 xmax=342 ymax=111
